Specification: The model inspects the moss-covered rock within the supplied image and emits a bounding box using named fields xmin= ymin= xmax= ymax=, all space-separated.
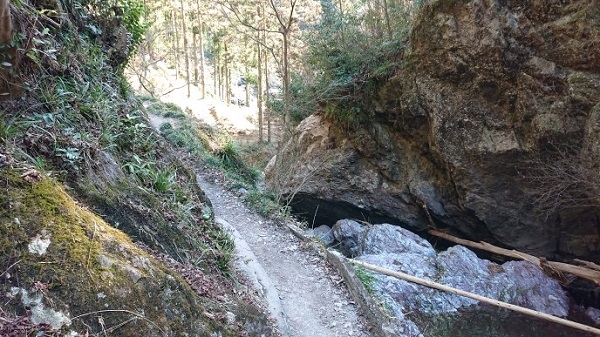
xmin=0 ymin=167 xmax=268 ymax=336
xmin=0 ymin=1 xmax=274 ymax=335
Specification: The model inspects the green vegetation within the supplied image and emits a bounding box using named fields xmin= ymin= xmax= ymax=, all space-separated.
xmin=0 ymin=0 xmax=280 ymax=333
xmin=1 ymin=0 xmax=235 ymax=279
xmin=354 ymin=265 xmax=377 ymax=294
xmin=141 ymin=96 xmax=284 ymax=218
xmin=0 ymin=168 xmax=227 ymax=335
xmin=268 ymin=1 xmax=426 ymax=128
xmin=216 ymin=140 xmax=261 ymax=186
xmin=245 ymin=189 xmax=281 ymax=217
xmin=146 ymin=99 xmax=187 ymax=119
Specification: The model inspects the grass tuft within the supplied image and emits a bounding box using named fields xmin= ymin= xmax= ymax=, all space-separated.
xmin=354 ymin=265 xmax=377 ymax=294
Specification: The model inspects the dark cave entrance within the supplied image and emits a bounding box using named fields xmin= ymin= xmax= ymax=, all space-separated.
xmin=286 ymin=193 xmax=600 ymax=309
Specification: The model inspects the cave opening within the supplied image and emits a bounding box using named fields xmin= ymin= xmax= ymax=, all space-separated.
xmin=286 ymin=193 xmax=600 ymax=309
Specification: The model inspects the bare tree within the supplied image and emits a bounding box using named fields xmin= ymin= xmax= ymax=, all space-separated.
xmin=192 ymin=24 xmax=199 ymax=83
xmin=179 ymin=0 xmax=191 ymax=97
xmin=195 ymin=0 xmax=206 ymax=99
xmin=172 ymin=10 xmax=180 ymax=79
xmin=524 ymin=144 xmax=600 ymax=219
xmin=219 ymin=0 xmax=298 ymax=126
xmin=257 ymin=3 xmax=264 ymax=142
xmin=225 ymin=45 xmax=231 ymax=104
xmin=265 ymin=50 xmax=271 ymax=143
xmin=382 ymin=0 xmax=392 ymax=38
xmin=268 ymin=0 xmax=298 ymax=126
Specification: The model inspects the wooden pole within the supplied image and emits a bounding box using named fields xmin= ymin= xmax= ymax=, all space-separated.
xmin=351 ymin=259 xmax=600 ymax=336
xmin=575 ymin=259 xmax=600 ymax=272
xmin=428 ymin=229 xmax=600 ymax=285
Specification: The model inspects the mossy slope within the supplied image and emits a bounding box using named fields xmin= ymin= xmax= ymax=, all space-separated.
xmin=0 ymin=1 xmax=274 ymax=335
xmin=0 ymin=167 xmax=246 ymax=336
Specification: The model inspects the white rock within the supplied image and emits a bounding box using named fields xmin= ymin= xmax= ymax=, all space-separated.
xmin=28 ymin=232 xmax=51 ymax=255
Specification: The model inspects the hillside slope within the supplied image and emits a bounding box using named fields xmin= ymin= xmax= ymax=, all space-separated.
xmin=0 ymin=1 xmax=272 ymax=335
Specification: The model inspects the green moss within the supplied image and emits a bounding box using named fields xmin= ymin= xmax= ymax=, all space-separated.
xmin=0 ymin=1 xmax=270 ymax=334
xmin=0 ymin=167 xmax=248 ymax=336
xmin=0 ymin=170 xmax=99 ymax=276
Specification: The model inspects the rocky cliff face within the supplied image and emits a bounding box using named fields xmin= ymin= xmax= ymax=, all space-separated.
xmin=266 ymin=0 xmax=600 ymax=261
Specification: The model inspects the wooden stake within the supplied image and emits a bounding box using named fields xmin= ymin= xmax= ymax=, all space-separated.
xmin=350 ymin=259 xmax=600 ymax=336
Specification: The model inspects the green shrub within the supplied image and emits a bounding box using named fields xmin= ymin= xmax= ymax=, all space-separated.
xmin=245 ymin=190 xmax=280 ymax=217
xmin=145 ymin=100 xmax=184 ymax=118
xmin=0 ymin=116 xmax=17 ymax=142
xmin=268 ymin=1 xmax=423 ymax=127
xmin=215 ymin=140 xmax=260 ymax=186
xmin=160 ymin=122 xmax=173 ymax=131
xmin=217 ymin=140 xmax=238 ymax=168
xmin=122 ymin=154 xmax=155 ymax=185
xmin=152 ymin=168 xmax=176 ymax=193
xmin=162 ymin=125 xmax=206 ymax=155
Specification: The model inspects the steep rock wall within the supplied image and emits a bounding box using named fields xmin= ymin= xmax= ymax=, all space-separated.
xmin=267 ymin=0 xmax=600 ymax=260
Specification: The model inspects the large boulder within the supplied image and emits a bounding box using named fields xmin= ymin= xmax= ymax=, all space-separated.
xmin=353 ymin=224 xmax=580 ymax=337
xmin=266 ymin=0 xmax=600 ymax=261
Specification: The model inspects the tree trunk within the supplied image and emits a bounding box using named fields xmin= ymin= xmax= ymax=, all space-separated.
xmin=282 ymin=31 xmax=291 ymax=125
xmin=213 ymin=50 xmax=218 ymax=99
xmin=265 ymin=51 xmax=271 ymax=143
xmin=257 ymin=4 xmax=264 ymax=142
xmin=267 ymin=0 xmax=297 ymax=127
xmin=338 ymin=0 xmax=345 ymax=43
xmin=199 ymin=23 xmax=206 ymax=99
xmin=195 ymin=0 xmax=205 ymax=99
xmin=262 ymin=0 xmax=271 ymax=143
xmin=213 ymin=47 xmax=221 ymax=99
xmin=225 ymin=43 xmax=231 ymax=105
xmin=382 ymin=0 xmax=392 ymax=39
xmin=180 ymin=0 xmax=191 ymax=97
xmin=173 ymin=10 xmax=180 ymax=79
xmin=220 ymin=64 xmax=225 ymax=101
xmin=227 ymin=67 xmax=232 ymax=105
xmin=192 ymin=30 xmax=198 ymax=84
xmin=244 ymin=38 xmax=250 ymax=107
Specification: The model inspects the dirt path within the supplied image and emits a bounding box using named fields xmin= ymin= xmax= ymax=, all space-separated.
xmin=136 ymin=61 xmax=371 ymax=337
xmin=197 ymin=174 xmax=372 ymax=337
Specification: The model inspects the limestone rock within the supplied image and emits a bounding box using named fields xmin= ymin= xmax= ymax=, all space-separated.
xmin=361 ymin=223 xmax=436 ymax=257
xmin=266 ymin=0 xmax=600 ymax=262
xmin=355 ymin=224 xmax=572 ymax=337
xmin=313 ymin=225 xmax=336 ymax=246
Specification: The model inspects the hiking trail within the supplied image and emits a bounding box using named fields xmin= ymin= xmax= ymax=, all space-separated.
xmin=197 ymin=173 xmax=372 ymax=337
